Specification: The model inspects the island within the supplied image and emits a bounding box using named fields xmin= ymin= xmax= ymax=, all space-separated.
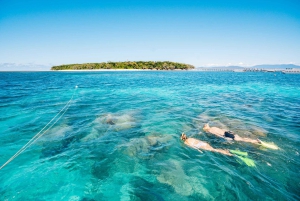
xmin=51 ymin=61 xmax=194 ymax=71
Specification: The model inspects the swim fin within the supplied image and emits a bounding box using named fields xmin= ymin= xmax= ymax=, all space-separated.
xmin=236 ymin=155 xmax=256 ymax=167
xmin=230 ymin=149 xmax=248 ymax=157
xmin=258 ymin=139 xmax=279 ymax=150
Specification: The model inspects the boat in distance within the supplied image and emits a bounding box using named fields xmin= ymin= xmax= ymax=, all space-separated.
xmin=282 ymin=68 xmax=300 ymax=74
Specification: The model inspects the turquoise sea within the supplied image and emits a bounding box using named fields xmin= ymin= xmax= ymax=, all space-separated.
xmin=0 ymin=71 xmax=299 ymax=200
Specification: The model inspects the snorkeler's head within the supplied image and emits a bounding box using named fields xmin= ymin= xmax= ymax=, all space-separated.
xmin=203 ymin=123 xmax=210 ymax=131
xmin=181 ymin=133 xmax=187 ymax=141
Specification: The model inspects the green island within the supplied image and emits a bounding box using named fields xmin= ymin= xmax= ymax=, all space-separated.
xmin=51 ymin=61 xmax=194 ymax=70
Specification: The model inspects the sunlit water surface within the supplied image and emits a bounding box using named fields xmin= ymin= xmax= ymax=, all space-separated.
xmin=0 ymin=71 xmax=299 ymax=200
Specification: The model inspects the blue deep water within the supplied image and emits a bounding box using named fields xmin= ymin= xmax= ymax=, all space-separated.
xmin=0 ymin=71 xmax=299 ymax=200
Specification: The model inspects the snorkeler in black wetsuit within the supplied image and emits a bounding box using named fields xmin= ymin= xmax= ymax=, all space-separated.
xmin=203 ymin=123 xmax=260 ymax=144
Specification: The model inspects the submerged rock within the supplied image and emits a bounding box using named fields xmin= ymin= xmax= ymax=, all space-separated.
xmin=249 ymin=126 xmax=267 ymax=137
xmin=121 ymin=134 xmax=174 ymax=160
xmin=156 ymin=159 xmax=211 ymax=198
xmin=129 ymin=176 xmax=165 ymax=201
xmin=39 ymin=124 xmax=72 ymax=142
xmin=38 ymin=124 xmax=75 ymax=158
xmin=221 ymin=118 xmax=244 ymax=130
xmin=102 ymin=113 xmax=136 ymax=131
xmin=262 ymin=115 xmax=273 ymax=122
xmin=195 ymin=113 xmax=211 ymax=125
xmin=82 ymin=112 xmax=137 ymax=142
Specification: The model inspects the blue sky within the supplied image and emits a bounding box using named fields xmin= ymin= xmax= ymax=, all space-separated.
xmin=0 ymin=0 xmax=300 ymax=69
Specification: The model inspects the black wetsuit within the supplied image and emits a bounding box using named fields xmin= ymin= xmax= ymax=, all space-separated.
xmin=224 ymin=131 xmax=235 ymax=140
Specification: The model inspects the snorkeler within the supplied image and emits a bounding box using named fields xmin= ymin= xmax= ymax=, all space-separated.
xmin=180 ymin=133 xmax=232 ymax=156
xmin=203 ymin=123 xmax=260 ymax=145
xmin=181 ymin=133 xmax=256 ymax=166
xmin=203 ymin=123 xmax=279 ymax=149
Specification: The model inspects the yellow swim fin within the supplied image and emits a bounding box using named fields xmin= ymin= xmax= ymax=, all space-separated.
xmin=230 ymin=149 xmax=248 ymax=157
xmin=258 ymin=139 xmax=279 ymax=150
xmin=236 ymin=155 xmax=256 ymax=167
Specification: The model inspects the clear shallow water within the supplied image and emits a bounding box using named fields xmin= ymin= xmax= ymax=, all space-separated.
xmin=0 ymin=71 xmax=299 ymax=201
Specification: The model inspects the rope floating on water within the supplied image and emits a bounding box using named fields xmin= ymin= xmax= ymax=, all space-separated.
xmin=0 ymin=86 xmax=78 ymax=170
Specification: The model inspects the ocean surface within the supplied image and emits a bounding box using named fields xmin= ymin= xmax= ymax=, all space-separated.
xmin=0 ymin=71 xmax=299 ymax=201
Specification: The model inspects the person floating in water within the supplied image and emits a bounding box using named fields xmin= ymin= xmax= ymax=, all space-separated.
xmin=203 ymin=123 xmax=260 ymax=144
xmin=203 ymin=123 xmax=279 ymax=149
xmin=180 ymin=133 xmax=232 ymax=156
xmin=181 ymin=133 xmax=256 ymax=166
